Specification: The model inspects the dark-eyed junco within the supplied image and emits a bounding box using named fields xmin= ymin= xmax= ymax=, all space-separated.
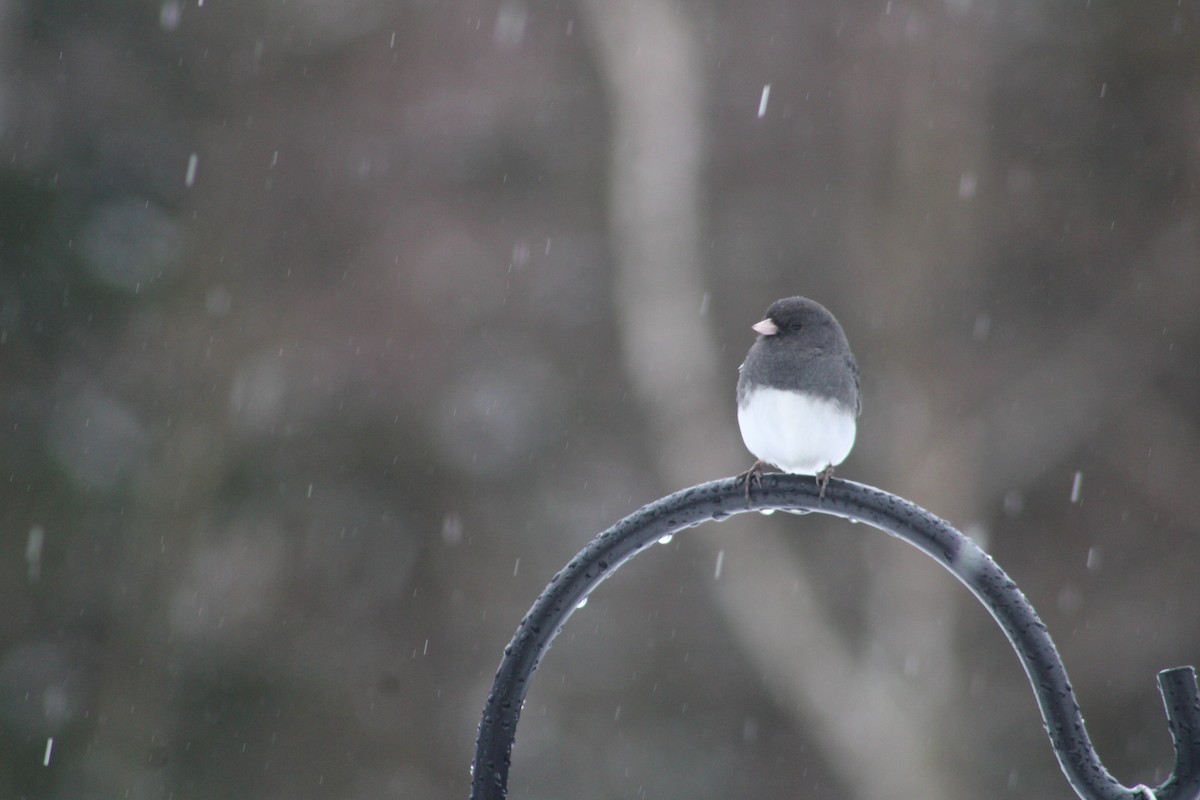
xmin=737 ymin=296 xmax=861 ymax=497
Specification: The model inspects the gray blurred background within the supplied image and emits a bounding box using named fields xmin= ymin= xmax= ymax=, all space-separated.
xmin=2 ymin=1 xmax=1198 ymax=798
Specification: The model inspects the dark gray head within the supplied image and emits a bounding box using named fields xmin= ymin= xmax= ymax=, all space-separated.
xmin=739 ymin=296 xmax=860 ymax=414
xmin=753 ymin=296 xmax=851 ymax=355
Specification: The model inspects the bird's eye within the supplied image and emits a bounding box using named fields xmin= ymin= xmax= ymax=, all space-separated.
xmin=788 ymin=322 xmax=802 ymax=332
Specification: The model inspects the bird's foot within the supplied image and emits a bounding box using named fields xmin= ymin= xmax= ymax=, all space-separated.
xmin=740 ymin=460 xmax=765 ymax=506
xmin=815 ymin=465 xmax=834 ymax=500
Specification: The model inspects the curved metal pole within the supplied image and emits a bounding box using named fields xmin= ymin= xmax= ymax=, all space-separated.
xmin=470 ymin=475 xmax=1200 ymax=800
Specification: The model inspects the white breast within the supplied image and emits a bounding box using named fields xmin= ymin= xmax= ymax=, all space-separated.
xmin=737 ymin=387 xmax=857 ymax=474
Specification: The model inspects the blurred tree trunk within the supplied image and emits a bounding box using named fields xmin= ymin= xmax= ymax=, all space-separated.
xmin=581 ymin=0 xmax=968 ymax=797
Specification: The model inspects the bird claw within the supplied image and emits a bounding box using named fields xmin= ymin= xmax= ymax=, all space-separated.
xmin=815 ymin=465 xmax=834 ymax=500
xmin=741 ymin=462 xmax=834 ymax=505
xmin=740 ymin=460 xmax=765 ymax=506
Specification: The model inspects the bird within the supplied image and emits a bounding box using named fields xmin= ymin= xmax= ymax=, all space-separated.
xmin=736 ymin=296 xmax=861 ymax=499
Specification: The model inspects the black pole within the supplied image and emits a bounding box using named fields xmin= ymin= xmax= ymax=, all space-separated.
xmin=470 ymin=474 xmax=1200 ymax=800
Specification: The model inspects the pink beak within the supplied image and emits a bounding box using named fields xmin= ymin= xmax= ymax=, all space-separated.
xmin=752 ymin=318 xmax=778 ymax=336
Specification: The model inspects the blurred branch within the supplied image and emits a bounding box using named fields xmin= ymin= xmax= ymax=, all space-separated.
xmin=1100 ymin=389 xmax=1200 ymax=531
xmin=470 ymin=475 xmax=1200 ymax=800
xmin=907 ymin=223 xmax=1200 ymax=515
xmin=577 ymin=0 xmax=717 ymax=481
xmin=909 ymin=296 xmax=1193 ymax=512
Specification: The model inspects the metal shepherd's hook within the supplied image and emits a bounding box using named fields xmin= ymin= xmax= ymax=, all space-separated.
xmin=470 ymin=474 xmax=1200 ymax=800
